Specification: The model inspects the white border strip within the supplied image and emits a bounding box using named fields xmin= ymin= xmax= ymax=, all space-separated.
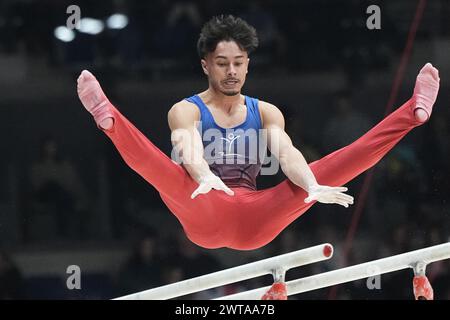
xmin=114 ymin=243 xmax=333 ymax=300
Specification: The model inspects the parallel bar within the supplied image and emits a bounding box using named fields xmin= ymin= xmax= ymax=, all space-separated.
xmin=217 ymin=242 xmax=450 ymax=300
xmin=114 ymin=243 xmax=333 ymax=300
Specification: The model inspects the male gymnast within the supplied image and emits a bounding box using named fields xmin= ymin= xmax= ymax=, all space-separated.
xmin=77 ymin=15 xmax=440 ymax=250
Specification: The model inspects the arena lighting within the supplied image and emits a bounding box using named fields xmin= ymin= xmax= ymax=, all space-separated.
xmin=78 ymin=17 xmax=104 ymax=35
xmin=106 ymin=13 xmax=129 ymax=30
xmin=54 ymin=26 xmax=76 ymax=42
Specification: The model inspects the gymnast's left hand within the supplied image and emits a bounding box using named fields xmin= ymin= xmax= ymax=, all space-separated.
xmin=304 ymin=185 xmax=354 ymax=208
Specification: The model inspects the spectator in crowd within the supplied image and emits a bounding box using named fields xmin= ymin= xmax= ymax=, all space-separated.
xmin=0 ymin=250 xmax=24 ymax=299
xmin=322 ymin=90 xmax=372 ymax=153
xmin=28 ymin=135 xmax=89 ymax=240
xmin=116 ymin=230 xmax=163 ymax=295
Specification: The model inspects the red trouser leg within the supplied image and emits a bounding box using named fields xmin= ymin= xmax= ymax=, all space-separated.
xmin=229 ymin=98 xmax=423 ymax=250
xmin=102 ymin=105 xmax=238 ymax=248
xmin=103 ymin=105 xmax=196 ymax=198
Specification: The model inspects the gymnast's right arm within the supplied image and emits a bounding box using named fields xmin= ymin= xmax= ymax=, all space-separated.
xmin=168 ymin=101 xmax=234 ymax=199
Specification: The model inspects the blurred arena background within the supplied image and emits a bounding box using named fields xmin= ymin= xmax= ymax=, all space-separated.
xmin=0 ymin=0 xmax=449 ymax=299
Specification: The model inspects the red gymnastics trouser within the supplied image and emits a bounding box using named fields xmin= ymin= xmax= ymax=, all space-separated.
xmin=103 ymin=99 xmax=422 ymax=250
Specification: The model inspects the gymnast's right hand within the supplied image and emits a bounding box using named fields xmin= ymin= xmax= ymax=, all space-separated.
xmin=191 ymin=173 xmax=235 ymax=199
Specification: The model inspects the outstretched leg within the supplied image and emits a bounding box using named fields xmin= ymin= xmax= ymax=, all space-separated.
xmin=77 ymin=71 xmax=254 ymax=249
xmin=77 ymin=70 xmax=196 ymax=200
xmin=309 ymin=63 xmax=440 ymax=188
xmin=236 ymin=64 xmax=441 ymax=250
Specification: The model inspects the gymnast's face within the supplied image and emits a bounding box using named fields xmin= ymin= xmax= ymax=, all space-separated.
xmin=201 ymin=40 xmax=249 ymax=96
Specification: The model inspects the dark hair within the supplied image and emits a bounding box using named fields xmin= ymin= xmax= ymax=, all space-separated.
xmin=197 ymin=15 xmax=259 ymax=59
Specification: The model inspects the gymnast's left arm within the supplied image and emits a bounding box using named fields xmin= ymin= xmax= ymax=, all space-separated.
xmin=260 ymin=101 xmax=354 ymax=208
